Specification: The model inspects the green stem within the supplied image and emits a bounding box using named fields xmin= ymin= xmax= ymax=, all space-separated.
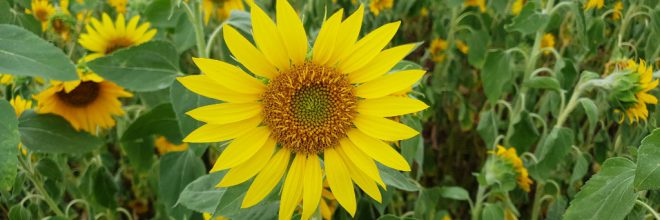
xmin=530 ymin=182 xmax=545 ymax=220
xmin=636 ymin=200 xmax=660 ymax=220
xmin=471 ymin=185 xmax=486 ymax=220
xmin=183 ymin=0 xmax=208 ymax=58
xmin=18 ymin=156 xmax=66 ymax=217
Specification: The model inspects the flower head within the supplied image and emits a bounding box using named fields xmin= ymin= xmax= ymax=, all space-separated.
xmin=465 ymin=0 xmax=486 ymax=13
xmin=0 ymin=74 xmax=13 ymax=85
xmin=10 ymin=96 xmax=33 ymax=117
xmin=25 ymin=0 xmax=56 ymax=31
xmin=202 ymin=0 xmax=251 ymax=24
xmin=612 ymin=1 xmax=623 ymax=20
xmin=492 ymin=146 xmax=533 ymax=192
xmin=178 ymin=1 xmax=428 ymax=219
xmin=511 ymin=0 xmax=526 ymax=15
xmin=541 ymin=33 xmax=555 ymax=55
xmin=370 ymin=0 xmax=393 ymax=16
xmin=429 ymin=38 xmax=448 ymax=62
xmin=78 ymin=13 xmax=156 ymax=60
xmin=609 ymin=60 xmax=658 ymax=123
xmin=109 ymin=0 xmax=128 ymax=13
xmin=584 ymin=0 xmax=604 ymax=10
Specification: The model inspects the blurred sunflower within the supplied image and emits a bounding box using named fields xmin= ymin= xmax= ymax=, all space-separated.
xmin=25 ymin=0 xmax=55 ymax=31
xmin=511 ymin=0 xmax=526 ymax=15
xmin=541 ymin=33 xmax=555 ymax=55
xmin=493 ymin=146 xmax=533 ymax=192
xmin=465 ymin=0 xmax=486 ymax=13
xmin=109 ymin=0 xmax=127 ymax=13
xmin=178 ymin=1 xmax=427 ymax=219
xmin=456 ymin=40 xmax=469 ymax=55
xmin=78 ymin=13 xmax=156 ymax=60
xmin=611 ymin=60 xmax=658 ymax=123
xmin=584 ymin=0 xmax=604 ymax=10
xmin=429 ymin=38 xmax=448 ymax=62
xmin=35 ymin=70 xmax=132 ymax=133
xmin=202 ymin=0 xmax=252 ymax=24
xmin=49 ymin=14 xmax=74 ymax=41
xmin=612 ymin=1 xmax=623 ymax=20
xmin=369 ymin=0 xmax=393 ymax=16
xmin=155 ymin=136 xmax=189 ymax=155
xmin=0 ymin=74 xmax=13 ymax=84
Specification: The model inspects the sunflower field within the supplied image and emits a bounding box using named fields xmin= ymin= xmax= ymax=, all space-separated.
xmin=1 ymin=0 xmax=660 ymax=219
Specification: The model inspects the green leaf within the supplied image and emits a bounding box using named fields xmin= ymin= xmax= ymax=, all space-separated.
xmin=508 ymin=111 xmax=540 ymax=152
xmin=87 ymin=41 xmax=180 ymax=92
xmin=93 ymin=167 xmax=118 ymax=208
xmin=439 ymin=186 xmax=470 ymax=201
xmin=0 ymin=24 xmax=77 ymax=81
xmin=170 ymin=80 xmax=216 ymax=155
xmin=8 ymin=205 xmax=32 ymax=220
xmin=579 ymin=99 xmax=599 ymax=129
xmin=0 ymin=0 xmax=10 ymax=24
xmin=121 ymin=138 xmax=155 ymax=173
xmin=159 ymin=149 xmax=205 ymax=218
xmin=524 ymin=76 xmax=561 ymax=90
xmin=35 ymin=158 xmax=63 ymax=182
xmin=564 ymin=157 xmax=637 ymax=220
xmin=177 ymin=172 xmax=225 ymax=214
xmin=505 ymin=2 xmax=549 ymax=35
xmin=400 ymin=115 xmax=424 ymax=168
xmin=569 ymin=154 xmax=589 ymax=184
xmin=481 ymin=203 xmax=505 ymax=220
xmin=530 ymin=127 xmax=574 ymax=180
xmin=392 ymin=60 xmax=424 ymax=71
xmin=467 ymin=29 xmax=490 ymax=68
xmin=377 ymin=214 xmax=417 ymax=220
xmin=18 ymin=111 xmax=103 ymax=154
xmin=481 ymin=50 xmax=512 ymax=104
xmin=378 ymin=164 xmax=419 ymax=192
xmin=144 ymin=0 xmax=182 ymax=28
xmin=121 ymin=103 xmax=182 ymax=143
xmin=0 ymin=100 xmax=19 ymax=191
xmin=634 ymin=129 xmax=660 ymax=190
xmin=477 ymin=110 xmax=499 ymax=148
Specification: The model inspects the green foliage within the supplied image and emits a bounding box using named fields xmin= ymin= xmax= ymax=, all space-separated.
xmin=0 ymin=100 xmax=19 ymax=191
xmin=18 ymin=111 xmax=103 ymax=154
xmin=634 ymin=129 xmax=660 ymax=190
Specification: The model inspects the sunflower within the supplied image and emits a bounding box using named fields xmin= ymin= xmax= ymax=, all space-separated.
xmin=465 ymin=0 xmax=486 ymax=13
xmin=456 ymin=40 xmax=469 ymax=55
xmin=35 ymin=70 xmax=132 ymax=133
xmin=78 ymin=13 xmax=156 ymax=60
xmin=511 ymin=0 xmax=526 ymax=15
xmin=584 ymin=0 xmax=604 ymax=10
xmin=612 ymin=60 xmax=658 ymax=123
xmin=154 ymin=136 xmax=189 ymax=155
xmin=493 ymin=146 xmax=533 ymax=192
xmin=429 ymin=38 xmax=448 ymax=62
xmin=369 ymin=0 xmax=393 ymax=16
xmin=49 ymin=14 xmax=73 ymax=41
xmin=0 ymin=74 xmax=13 ymax=84
xmin=202 ymin=0 xmax=252 ymax=24
xmin=109 ymin=0 xmax=128 ymax=13
xmin=612 ymin=1 xmax=623 ymax=20
xmin=10 ymin=96 xmax=33 ymax=155
xmin=541 ymin=33 xmax=555 ymax=55
xmin=178 ymin=1 xmax=427 ymax=219
xmin=25 ymin=0 xmax=56 ymax=31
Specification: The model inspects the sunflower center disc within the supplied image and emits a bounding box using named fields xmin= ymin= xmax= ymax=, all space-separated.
xmin=105 ymin=38 xmax=134 ymax=54
xmin=57 ymin=81 xmax=101 ymax=107
xmin=35 ymin=9 xmax=49 ymax=22
xmin=262 ymin=62 xmax=357 ymax=154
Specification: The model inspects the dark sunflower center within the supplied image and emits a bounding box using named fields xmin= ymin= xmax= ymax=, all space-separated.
xmin=56 ymin=81 xmax=101 ymax=106
xmin=262 ymin=62 xmax=357 ymax=154
xmin=52 ymin=19 xmax=68 ymax=33
xmin=35 ymin=9 xmax=49 ymax=22
xmin=105 ymin=38 xmax=134 ymax=54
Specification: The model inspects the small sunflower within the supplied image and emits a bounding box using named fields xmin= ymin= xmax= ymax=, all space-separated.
xmin=456 ymin=40 xmax=469 ymax=55
xmin=35 ymin=70 xmax=132 ymax=133
xmin=493 ymin=145 xmax=533 ymax=192
xmin=465 ymin=0 xmax=486 ymax=13
xmin=369 ymin=0 xmax=393 ymax=16
xmin=10 ymin=96 xmax=33 ymax=117
xmin=612 ymin=60 xmax=658 ymax=123
xmin=429 ymin=38 xmax=448 ymax=62
xmin=202 ymin=0 xmax=251 ymax=24
xmin=25 ymin=0 xmax=56 ymax=31
xmin=109 ymin=0 xmax=128 ymax=13
xmin=541 ymin=33 xmax=555 ymax=55
xmin=584 ymin=0 xmax=604 ymax=10
xmin=78 ymin=13 xmax=156 ymax=60
xmin=178 ymin=1 xmax=428 ymax=219
xmin=612 ymin=1 xmax=623 ymax=20
xmin=154 ymin=136 xmax=189 ymax=155
xmin=49 ymin=14 xmax=74 ymax=41
xmin=511 ymin=0 xmax=526 ymax=15
xmin=0 ymin=74 xmax=13 ymax=84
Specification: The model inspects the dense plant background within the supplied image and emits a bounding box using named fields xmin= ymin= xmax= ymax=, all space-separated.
xmin=0 ymin=0 xmax=659 ymax=219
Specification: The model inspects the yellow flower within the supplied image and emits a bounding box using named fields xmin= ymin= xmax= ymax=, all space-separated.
xmin=494 ymin=146 xmax=533 ymax=192
xmin=612 ymin=1 xmax=623 ymax=20
xmin=25 ymin=0 xmax=56 ymax=31
xmin=109 ymin=0 xmax=128 ymax=13
xmin=456 ymin=40 xmax=469 ymax=54
xmin=442 ymin=214 xmax=452 ymax=220
xmin=541 ymin=33 xmax=555 ymax=55
xmin=34 ymin=70 xmax=133 ymax=133
xmin=49 ymin=15 xmax=72 ymax=41
xmin=202 ymin=213 xmax=228 ymax=220
xmin=0 ymin=74 xmax=13 ymax=84
xmin=511 ymin=0 xmax=526 ymax=15
xmin=10 ymin=96 xmax=32 ymax=117
xmin=420 ymin=7 xmax=429 ymax=17
xmin=202 ymin=0 xmax=251 ymax=24
xmin=429 ymin=38 xmax=448 ymax=62
xmin=370 ymin=0 xmax=394 ymax=16
xmin=155 ymin=136 xmax=189 ymax=155
xmin=177 ymin=1 xmax=428 ymax=219
xmin=78 ymin=13 xmax=156 ymax=60
xmin=465 ymin=0 xmax=486 ymax=13
xmin=584 ymin=0 xmax=604 ymax=10
xmin=615 ymin=60 xmax=658 ymax=123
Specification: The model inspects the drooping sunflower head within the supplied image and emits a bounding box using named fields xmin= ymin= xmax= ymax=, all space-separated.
xmin=178 ymin=1 xmax=428 ymax=219
xmin=609 ymin=59 xmax=658 ymax=123
xmin=429 ymin=38 xmax=448 ymax=62
xmin=584 ymin=0 xmax=604 ymax=10
xmin=78 ymin=13 xmax=156 ymax=60
xmin=465 ymin=0 xmax=486 ymax=13
xmin=492 ymin=145 xmax=533 ymax=192
xmin=35 ymin=70 xmax=133 ymax=133
xmin=154 ymin=136 xmax=189 ymax=155
xmin=511 ymin=0 xmax=526 ymax=15
xmin=541 ymin=33 xmax=555 ymax=55
xmin=26 ymin=0 xmax=56 ymax=30
xmin=612 ymin=1 xmax=623 ymax=20
xmin=369 ymin=0 xmax=394 ymax=16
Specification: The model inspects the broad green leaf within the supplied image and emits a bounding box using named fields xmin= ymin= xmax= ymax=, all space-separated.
xmin=400 ymin=115 xmax=424 ymax=169
xmin=477 ymin=110 xmax=498 ymax=148
xmin=579 ymin=99 xmax=599 ymax=129
xmin=378 ymin=164 xmax=419 ymax=192
xmin=467 ymin=29 xmax=490 ymax=68
xmin=172 ymin=15 xmax=196 ymax=54
xmin=524 ymin=76 xmax=561 ymax=90
xmin=481 ymin=50 xmax=512 ymax=104
xmin=0 ymin=100 xmax=19 ymax=191
xmin=530 ymin=127 xmax=574 ymax=180
xmin=159 ymin=149 xmax=205 ymax=218
xmin=8 ymin=205 xmax=31 ymax=220
xmin=505 ymin=2 xmax=549 ymax=35
xmin=0 ymin=0 xmax=10 ymax=24
xmin=0 ymin=24 xmax=77 ymax=81
xmin=121 ymin=138 xmax=156 ymax=173
xmin=481 ymin=203 xmax=505 ymax=220
xmin=634 ymin=129 xmax=660 ymax=190
xmin=564 ymin=157 xmax=637 ymax=220
xmin=18 ymin=111 xmax=103 ymax=154
xmin=35 ymin=158 xmax=63 ymax=182
xmin=177 ymin=170 xmax=258 ymax=218
xmin=93 ymin=167 xmax=118 ymax=208
xmin=546 ymin=196 xmax=567 ymax=220
xmin=87 ymin=41 xmax=180 ymax=92
xmin=509 ymin=111 xmax=540 ymax=152
xmin=144 ymin=0 xmax=183 ymax=28
xmin=392 ymin=60 xmax=424 ymax=72
xmin=121 ymin=103 xmax=182 ymax=143
xmin=439 ymin=186 xmax=470 ymax=201
xmin=569 ymin=154 xmax=589 ymax=184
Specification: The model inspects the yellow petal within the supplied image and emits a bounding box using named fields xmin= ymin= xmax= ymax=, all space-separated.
xmin=358 ymin=96 xmax=428 ymax=117
xmin=312 ymin=9 xmax=344 ymax=66
xmin=186 ymin=102 xmax=262 ymax=124
xmin=302 ymin=155 xmax=323 ymax=220
xmin=326 ymin=5 xmax=364 ymax=66
xmin=177 ymin=75 xmax=261 ymax=103
xmin=183 ymin=115 xmax=263 ymax=143
xmin=347 ymin=129 xmax=410 ymax=171
xmin=217 ymin=137 xmax=276 ymax=187
xmin=338 ymin=138 xmax=385 ymax=187
xmin=191 ymin=58 xmax=266 ymax=94
xmin=355 ymin=69 xmax=425 ymax=98
xmin=339 ymin=21 xmax=401 ymax=74
xmin=276 ymin=0 xmax=308 ymax=65
xmin=353 ymin=114 xmax=419 ymax=141
xmin=223 ymin=25 xmax=278 ymax=79
xmin=210 ymin=127 xmax=270 ymax=171
xmin=338 ymin=149 xmax=382 ymax=202
xmin=251 ymin=4 xmax=290 ymax=71
xmin=324 ymin=148 xmax=357 ymax=216
xmin=348 ymin=44 xmax=418 ymax=84
xmin=279 ymin=154 xmax=306 ymax=220
xmin=242 ymin=148 xmax=291 ymax=208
